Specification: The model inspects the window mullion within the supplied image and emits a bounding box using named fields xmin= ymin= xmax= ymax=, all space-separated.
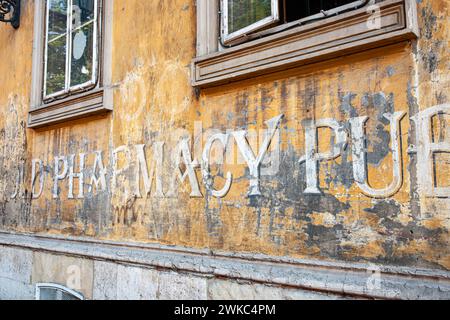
xmin=43 ymin=1 xmax=51 ymax=98
xmin=65 ymin=0 xmax=73 ymax=93
xmin=92 ymin=0 xmax=99 ymax=86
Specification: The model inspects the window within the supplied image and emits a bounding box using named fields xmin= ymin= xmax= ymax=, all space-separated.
xmin=29 ymin=0 xmax=114 ymax=128
xmin=192 ymin=0 xmax=419 ymax=87
xmin=222 ymin=0 xmax=279 ymax=44
xmin=36 ymin=283 xmax=84 ymax=300
xmin=221 ymin=0 xmax=362 ymax=45
xmin=44 ymin=0 xmax=99 ymax=100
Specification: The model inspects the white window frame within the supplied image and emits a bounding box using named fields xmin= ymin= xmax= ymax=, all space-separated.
xmin=35 ymin=283 xmax=84 ymax=300
xmin=221 ymin=0 xmax=279 ymax=44
xmin=43 ymin=0 xmax=100 ymax=100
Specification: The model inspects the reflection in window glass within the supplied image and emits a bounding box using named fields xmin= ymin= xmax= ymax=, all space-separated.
xmin=48 ymin=0 xmax=67 ymax=41
xmin=46 ymin=0 xmax=68 ymax=96
xmin=73 ymin=0 xmax=95 ymax=25
xmin=227 ymin=0 xmax=272 ymax=34
xmin=46 ymin=35 xmax=68 ymax=95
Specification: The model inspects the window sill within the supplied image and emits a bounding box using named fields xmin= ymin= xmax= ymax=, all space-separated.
xmin=28 ymin=88 xmax=112 ymax=129
xmin=191 ymin=0 xmax=418 ymax=88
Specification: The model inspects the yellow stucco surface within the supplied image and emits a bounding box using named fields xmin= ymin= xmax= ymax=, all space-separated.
xmin=0 ymin=0 xmax=448 ymax=270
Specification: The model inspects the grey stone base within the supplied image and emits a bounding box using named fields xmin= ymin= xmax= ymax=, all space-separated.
xmin=0 ymin=231 xmax=449 ymax=300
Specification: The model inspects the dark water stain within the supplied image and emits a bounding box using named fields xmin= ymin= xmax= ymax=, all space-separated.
xmin=422 ymin=50 xmax=438 ymax=73
xmin=419 ymin=5 xmax=441 ymax=74
xmin=327 ymin=147 xmax=354 ymax=189
xmin=386 ymin=66 xmax=396 ymax=77
xmin=246 ymin=147 xmax=351 ymax=250
xmin=234 ymin=92 xmax=250 ymax=129
xmin=279 ymin=80 xmax=288 ymax=116
xmin=361 ymin=92 xmax=394 ymax=166
xmin=304 ymin=223 xmax=346 ymax=258
xmin=331 ymin=92 xmax=395 ymax=189
xmin=421 ymin=5 xmax=437 ymax=40
xmin=79 ymin=191 xmax=111 ymax=236
xmin=339 ymin=92 xmax=359 ymax=118
xmin=326 ymin=93 xmax=359 ymax=189
xmin=260 ymin=87 xmax=273 ymax=111
xmin=364 ymin=199 xmax=402 ymax=221
xmin=435 ymin=91 xmax=447 ymax=105
xmin=363 ymin=199 xmax=447 ymax=269
xmin=302 ymin=77 xmax=317 ymax=114
xmin=203 ymin=192 xmax=224 ymax=242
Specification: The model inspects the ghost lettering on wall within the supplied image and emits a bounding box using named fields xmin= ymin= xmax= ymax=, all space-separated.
xmin=19 ymin=103 xmax=449 ymax=201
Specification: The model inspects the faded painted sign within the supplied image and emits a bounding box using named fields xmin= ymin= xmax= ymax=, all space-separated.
xmin=12 ymin=103 xmax=448 ymax=201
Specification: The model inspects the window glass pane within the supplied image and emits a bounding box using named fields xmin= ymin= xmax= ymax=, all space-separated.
xmin=70 ymin=0 xmax=96 ymax=88
xmin=70 ymin=22 xmax=95 ymax=87
xmin=45 ymin=0 xmax=68 ymax=96
xmin=46 ymin=34 xmax=67 ymax=96
xmin=72 ymin=0 xmax=95 ymax=27
xmin=227 ymin=0 xmax=272 ymax=34
xmin=39 ymin=288 xmax=59 ymax=300
xmin=47 ymin=0 xmax=67 ymax=41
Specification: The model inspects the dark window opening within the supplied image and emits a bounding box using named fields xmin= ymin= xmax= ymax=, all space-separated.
xmin=281 ymin=0 xmax=359 ymax=23
xmin=221 ymin=0 xmax=370 ymax=46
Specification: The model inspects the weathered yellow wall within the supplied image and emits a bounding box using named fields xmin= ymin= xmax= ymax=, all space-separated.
xmin=0 ymin=0 xmax=449 ymax=271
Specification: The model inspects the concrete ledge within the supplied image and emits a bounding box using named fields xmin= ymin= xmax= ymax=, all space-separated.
xmin=1 ymin=231 xmax=449 ymax=299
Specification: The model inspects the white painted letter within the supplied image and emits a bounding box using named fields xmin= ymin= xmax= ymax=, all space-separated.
xmin=68 ymin=154 xmax=86 ymax=199
xmin=169 ymin=138 xmax=202 ymax=198
xmin=349 ymin=111 xmax=406 ymax=198
xmin=11 ymin=163 xmax=24 ymax=200
xmin=112 ymin=146 xmax=131 ymax=191
xmin=89 ymin=151 xmax=107 ymax=193
xmin=135 ymin=143 xmax=165 ymax=198
xmin=299 ymin=119 xmax=347 ymax=194
xmin=53 ymin=156 xmax=68 ymax=199
xmin=411 ymin=104 xmax=450 ymax=197
xmin=202 ymin=133 xmax=232 ymax=198
xmin=31 ymin=159 xmax=44 ymax=199
xmin=232 ymin=114 xmax=284 ymax=196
